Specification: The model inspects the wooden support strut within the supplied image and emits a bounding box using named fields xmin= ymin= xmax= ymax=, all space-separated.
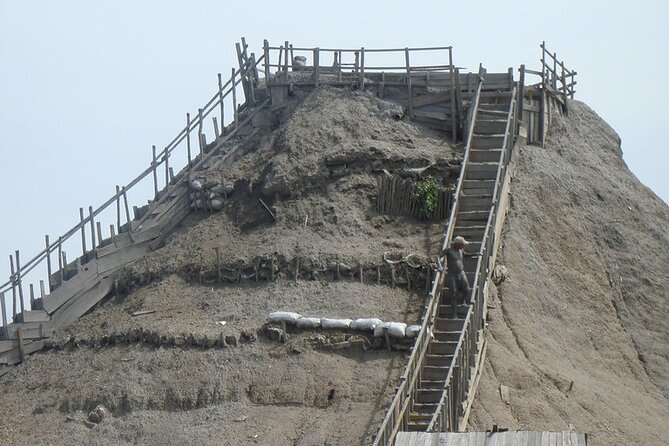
xmin=405 ymin=48 xmax=413 ymax=118
xmin=263 ymin=40 xmax=271 ymax=81
xmin=198 ymin=108 xmax=204 ymax=154
xmin=79 ymin=207 xmax=87 ymax=253
xmin=0 ymin=292 xmax=7 ymax=338
xmin=116 ymin=185 xmax=122 ymax=231
xmin=186 ymin=113 xmax=192 ymax=165
xmin=232 ymin=68 xmax=238 ymax=128
xmin=15 ymin=251 xmax=24 ymax=314
xmin=217 ymin=74 xmax=225 ymax=136
xmin=88 ymin=206 xmax=96 ymax=250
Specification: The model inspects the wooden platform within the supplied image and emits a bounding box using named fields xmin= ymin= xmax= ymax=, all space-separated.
xmin=395 ymin=431 xmax=587 ymax=446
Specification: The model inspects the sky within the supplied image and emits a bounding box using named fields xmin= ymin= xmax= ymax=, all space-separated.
xmin=0 ymin=0 xmax=667 ymax=313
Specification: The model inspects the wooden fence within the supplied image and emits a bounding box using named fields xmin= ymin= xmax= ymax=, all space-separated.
xmin=262 ymin=41 xmax=460 ymax=138
xmin=376 ymin=176 xmax=454 ymax=222
xmin=0 ymin=39 xmax=264 ymax=334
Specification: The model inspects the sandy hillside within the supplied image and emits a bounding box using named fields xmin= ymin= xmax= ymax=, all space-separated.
xmin=0 ymin=87 xmax=455 ymax=446
xmin=468 ymin=101 xmax=669 ymax=446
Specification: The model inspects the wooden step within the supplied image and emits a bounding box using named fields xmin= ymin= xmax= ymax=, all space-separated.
xmin=415 ymin=388 xmax=442 ymax=403
xmin=458 ymin=196 xmax=493 ymax=211
xmin=469 ymin=149 xmax=502 ymax=163
xmin=478 ymin=102 xmax=510 ymax=112
xmin=477 ymin=108 xmax=508 ymax=117
xmin=429 ymin=340 xmax=460 ymax=356
xmin=474 ymin=119 xmax=507 ymax=135
xmin=434 ymin=317 xmax=466 ymax=331
xmin=471 ymin=135 xmax=505 ymax=150
xmin=457 ymin=209 xmax=490 ymax=221
xmin=411 ymin=402 xmax=438 ymax=415
xmin=465 ymin=162 xmax=499 ymax=180
xmin=407 ymin=420 xmax=430 ymax=431
xmin=426 ymin=353 xmax=455 ymax=366
xmin=462 ymin=179 xmax=495 ymax=191
xmin=453 ymin=225 xmax=487 ymax=237
xmin=420 ymin=378 xmax=446 ymax=389
xmin=439 ymin=304 xmax=472 ymax=318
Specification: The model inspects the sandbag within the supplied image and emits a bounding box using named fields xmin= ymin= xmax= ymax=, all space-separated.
xmin=374 ymin=322 xmax=407 ymax=338
xmin=350 ymin=318 xmax=383 ymax=331
xmin=268 ymin=311 xmax=302 ymax=325
xmin=210 ymin=199 xmax=223 ymax=210
xmin=296 ymin=317 xmax=321 ymax=329
xmin=405 ymin=325 xmax=421 ymax=338
xmin=321 ymin=318 xmax=352 ymax=329
xmin=190 ymin=180 xmax=203 ymax=191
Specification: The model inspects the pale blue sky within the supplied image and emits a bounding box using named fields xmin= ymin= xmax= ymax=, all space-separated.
xmin=0 ymin=0 xmax=667 ymax=302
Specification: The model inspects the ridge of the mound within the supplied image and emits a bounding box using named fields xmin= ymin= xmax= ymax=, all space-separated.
xmin=468 ymin=100 xmax=669 ymax=446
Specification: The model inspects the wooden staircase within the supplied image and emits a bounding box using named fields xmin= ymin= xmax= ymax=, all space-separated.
xmin=405 ymin=83 xmax=515 ymax=433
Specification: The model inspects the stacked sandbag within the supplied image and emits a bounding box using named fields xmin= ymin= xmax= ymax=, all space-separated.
xmin=266 ymin=312 xmax=420 ymax=339
xmin=189 ymin=179 xmax=235 ymax=211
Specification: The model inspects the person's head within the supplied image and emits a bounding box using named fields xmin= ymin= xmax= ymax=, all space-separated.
xmin=451 ymin=235 xmax=469 ymax=249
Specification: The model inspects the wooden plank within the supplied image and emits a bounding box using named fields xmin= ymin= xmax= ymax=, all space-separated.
xmin=411 ymin=92 xmax=451 ymax=108
xmin=51 ymin=277 xmax=115 ymax=329
xmin=0 ymin=340 xmax=18 ymax=354
xmin=0 ymin=346 xmax=20 ymax=365
xmin=96 ymin=241 xmax=151 ymax=276
xmin=4 ymin=322 xmax=53 ymax=340
xmin=20 ymin=310 xmax=50 ymax=323
xmin=42 ymin=265 xmax=98 ymax=314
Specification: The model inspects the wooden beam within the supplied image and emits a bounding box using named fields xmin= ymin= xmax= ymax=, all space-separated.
xmin=405 ymin=48 xmax=413 ymax=118
xmin=44 ymin=235 xmax=52 ymax=292
xmin=152 ymin=145 xmax=158 ymax=198
xmin=0 ymin=292 xmax=7 ymax=338
xmin=79 ymin=207 xmax=87 ymax=253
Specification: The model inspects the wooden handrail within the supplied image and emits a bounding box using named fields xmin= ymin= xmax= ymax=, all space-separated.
xmin=0 ymin=47 xmax=266 ymax=297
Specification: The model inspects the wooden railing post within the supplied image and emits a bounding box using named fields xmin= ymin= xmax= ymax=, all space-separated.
xmin=152 ymin=145 xmax=158 ymax=198
xmin=359 ymin=47 xmax=365 ymax=90
xmin=121 ymin=186 xmax=130 ymax=224
xmin=217 ymin=74 xmax=225 ymax=137
xmin=518 ymin=64 xmax=525 ymax=123
xmin=449 ymin=47 xmax=456 ymax=139
xmin=541 ymin=41 xmax=546 ymax=89
xmin=57 ymin=237 xmax=64 ymax=284
xmin=115 ymin=185 xmax=121 ymax=231
xmin=15 ymin=251 xmax=24 ymax=314
xmin=212 ymin=116 xmax=219 ymax=139
xmin=164 ymin=147 xmax=170 ymax=187
xmin=29 ymin=283 xmax=34 ymax=310
xmin=0 ymin=292 xmax=7 ymax=338
xmin=44 ymin=235 xmax=52 ymax=292
xmin=313 ymin=48 xmax=320 ymax=86
xmin=232 ymin=68 xmax=238 ymax=128
xmin=405 ymin=48 xmax=413 ymax=118
xmin=96 ymin=222 xmax=102 ymax=247
xmin=88 ymin=206 xmax=95 ymax=250
xmin=263 ymin=39 xmax=271 ymax=79
xmin=186 ymin=113 xmax=192 ymax=166
xmin=198 ymin=108 xmax=204 ymax=154
xmin=9 ymin=255 xmax=17 ymax=318
xmin=284 ymin=40 xmax=289 ymax=78
xmin=79 ymin=207 xmax=87 ymax=253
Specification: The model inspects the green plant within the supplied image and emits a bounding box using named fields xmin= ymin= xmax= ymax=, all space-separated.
xmin=413 ymin=176 xmax=438 ymax=220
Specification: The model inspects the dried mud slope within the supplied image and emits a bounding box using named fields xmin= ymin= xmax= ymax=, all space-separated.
xmin=0 ymin=87 xmax=457 ymax=446
xmin=469 ymin=101 xmax=669 ymax=446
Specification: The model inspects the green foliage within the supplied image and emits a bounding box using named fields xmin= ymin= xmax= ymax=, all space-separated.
xmin=413 ymin=176 xmax=438 ymax=220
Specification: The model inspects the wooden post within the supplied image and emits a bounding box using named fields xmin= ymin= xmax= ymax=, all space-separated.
xmin=44 ymin=235 xmax=52 ymax=292
xmin=250 ymin=52 xmax=259 ymax=84
xmin=110 ymin=224 xmax=116 ymax=237
xmin=247 ymin=54 xmax=256 ymax=105
xmin=518 ymin=64 xmax=525 ymax=123
xmin=379 ymin=71 xmax=385 ymax=99
xmin=552 ymin=51 xmax=557 ymax=90
xmin=96 ymin=221 xmax=102 ymax=247
xmin=405 ymin=48 xmax=413 ymax=118
xmin=449 ymin=47 xmax=456 ymax=139
xmin=217 ymin=74 xmax=225 ymax=136
xmin=294 ymin=257 xmax=299 ymax=282
xmin=39 ymin=280 xmax=45 ymax=299
xmin=359 ymin=265 xmax=363 ymax=283
xmin=29 ymin=284 xmax=35 ymax=310
xmin=164 ymin=148 xmax=170 ymax=187
xmin=9 ymin=255 xmax=17 ymax=318
xmin=213 ymin=116 xmax=219 ymax=139
xmin=263 ymin=39 xmax=271 ymax=80
xmin=121 ymin=186 xmax=130 ymax=224
xmin=270 ymin=258 xmax=275 ymax=281
xmin=560 ymin=60 xmax=568 ymax=114
xmin=232 ymin=68 xmax=238 ymax=128
xmin=359 ymin=47 xmax=365 ymax=90
xmin=16 ymin=251 xmax=25 ymax=312
xmin=313 ymin=48 xmax=320 ymax=86
xmin=17 ymin=327 xmax=25 ymax=363
xmin=186 ymin=113 xmax=192 ymax=165
xmin=61 ymin=251 xmax=68 ymax=280
xmin=541 ymin=41 xmax=546 ymax=89
xmin=198 ymin=108 xmax=204 ymax=154
xmin=235 ymin=42 xmax=250 ymax=101
xmin=152 ymin=145 xmax=159 ymax=198
xmin=79 ymin=207 xmax=87 ymax=253
xmin=284 ymin=40 xmax=289 ymax=78
xmin=336 ymin=51 xmax=342 ymax=81
xmin=57 ymin=237 xmax=64 ymax=284
xmin=116 ymin=185 xmax=122 ymax=231
xmin=88 ymin=206 xmax=96 ymax=250
xmin=0 ymin=292 xmax=7 ymax=338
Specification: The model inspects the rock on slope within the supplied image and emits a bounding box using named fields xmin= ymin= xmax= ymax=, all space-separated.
xmin=469 ymin=101 xmax=669 ymax=445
